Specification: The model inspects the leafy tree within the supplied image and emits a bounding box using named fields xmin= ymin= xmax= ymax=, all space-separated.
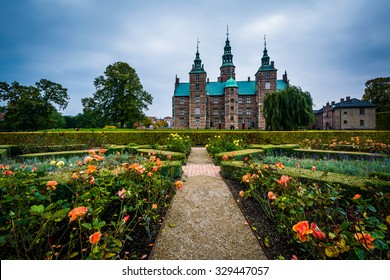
xmin=362 ymin=77 xmax=390 ymax=112
xmin=82 ymin=62 xmax=153 ymax=128
xmin=0 ymin=79 xmax=69 ymax=131
xmin=143 ymin=117 xmax=153 ymax=128
xmin=155 ymin=120 xmax=168 ymax=128
xmin=263 ymin=85 xmax=315 ymax=130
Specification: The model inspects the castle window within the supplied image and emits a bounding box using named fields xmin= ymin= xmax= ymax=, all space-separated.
xmin=195 ymin=95 xmax=200 ymax=103
xmin=180 ymin=97 xmax=184 ymax=104
xmin=230 ymin=106 xmax=234 ymax=110
xmin=246 ymin=108 xmax=251 ymax=115
xmin=230 ymin=98 xmax=234 ymax=103
xmin=238 ymin=97 xmax=242 ymax=104
xmin=247 ymin=119 xmax=252 ymax=126
xmin=196 ymin=84 xmax=199 ymax=91
xmin=246 ymin=97 xmax=251 ymax=104
xmin=214 ymin=97 xmax=219 ymax=104
xmin=344 ymin=111 xmax=347 ymax=115
xmin=238 ymin=108 xmax=242 ymax=115
xmin=265 ymin=72 xmax=270 ymax=79
xmin=344 ymin=120 xmax=348 ymax=124
xmin=222 ymin=109 xmax=225 ymax=115
xmin=213 ymin=108 xmax=218 ymax=115
xmin=195 ymin=107 xmax=200 ymax=115
xmin=360 ymin=120 xmax=365 ymax=127
xmin=179 ymin=109 xmax=184 ymax=115
xmin=196 ymin=74 xmax=199 ymax=81
xmin=195 ymin=117 xmax=200 ymax=124
xmin=360 ymin=108 xmax=365 ymax=115
xmin=265 ymin=82 xmax=270 ymax=89
xmin=179 ymin=118 xmax=184 ymax=125
xmin=230 ymin=116 xmax=234 ymax=121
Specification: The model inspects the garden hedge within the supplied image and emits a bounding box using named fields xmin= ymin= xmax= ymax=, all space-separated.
xmin=220 ymin=161 xmax=390 ymax=193
xmin=214 ymin=149 xmax=264 ymax=165
xmin=377 ymin=111 xmax=390 ymax=130
xmin=0 ymin=130 xmax=389 ymax=154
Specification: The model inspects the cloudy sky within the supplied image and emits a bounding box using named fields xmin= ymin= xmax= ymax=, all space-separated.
xmin=1 ymin=0 xmax=389 ymax=118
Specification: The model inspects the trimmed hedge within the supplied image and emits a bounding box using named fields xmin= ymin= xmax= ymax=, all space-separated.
xmin=377 ymin=111 xmax=390 ymax=130
xmin=220 ymin=161 xmax=390 ymax=192
xmin=214 ymin=149 xmax=264 ymax=165
xmin=136 ymin=149 xmax=187 ymax=164
xmin=1 ymin=130 xmax=389 ymax=148
xmin=292 ymin=148 xmax=388 ymax=160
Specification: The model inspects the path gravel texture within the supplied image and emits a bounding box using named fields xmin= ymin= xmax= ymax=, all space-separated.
xmin=150 ymin=147 xmax=267 ymax=260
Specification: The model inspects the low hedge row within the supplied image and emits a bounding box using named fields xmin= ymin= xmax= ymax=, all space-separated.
xmin=0 ymin=130 xmax=389 ymax=148
xmin=214 ymin=149 xmax=264 ymax=165
xmin=136 ymin=149 xmax=187 ymax=164
xmin=220 ymin=161 xmax=390 ymax=193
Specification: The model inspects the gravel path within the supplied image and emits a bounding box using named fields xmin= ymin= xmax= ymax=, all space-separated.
xmin=150 ymin=147 xmax=267 ymax=260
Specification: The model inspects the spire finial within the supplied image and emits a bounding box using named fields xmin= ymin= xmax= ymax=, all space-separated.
xmin=197 ymin=38 xmax=199 ymax=52
xmin=227 ymin=25 xmax=229 ymax=38
xmin=264 ymin=34 xmax=267 ymax=49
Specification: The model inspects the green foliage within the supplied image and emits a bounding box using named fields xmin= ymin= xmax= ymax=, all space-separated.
xmin=82 ymin=61 xmax=153 ymax=128
xmin=362 ymin=77 xmax=390 ymax=112
xmin=376 ymin=111 xmax=390 ymax=130
xmin=0 ymin=79 xmax=69 ymax=131
xmin=206 ymin=134 xmax=246 ymax=157
xmin=226 ymin=160 xmax=390 ymax=259
xmin=166 ymin=133 xmax=192 ymax=155
xmin=263 ymin=85 xmax=315 ymax=130
xmin=214 ymin=149 xmax=264 ymax=165
xmin=0 ymin=150 xmax=182 ymax=259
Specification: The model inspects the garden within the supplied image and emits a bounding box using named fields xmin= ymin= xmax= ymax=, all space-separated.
xmin=0 ymin=133 xmax=190 ymax=260
xmin=210 ymin=134 xmax=390 ymax=260
xmin=0 ymin=130 xmax=389 ymax=260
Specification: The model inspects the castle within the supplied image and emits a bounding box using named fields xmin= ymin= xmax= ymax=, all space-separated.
xmin=172 ymin=32 xmax=289 ymax=129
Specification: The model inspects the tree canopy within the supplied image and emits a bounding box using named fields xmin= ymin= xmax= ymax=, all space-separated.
xmin=82 ymin=61 xmax=153 ymax=128
xmin=362 ymin=77 xmax=390 ymax=112
xmin=0 ymin=79 xmax=69 ymax=131
xmin=263 ymin=85 xmax=315 ymax=130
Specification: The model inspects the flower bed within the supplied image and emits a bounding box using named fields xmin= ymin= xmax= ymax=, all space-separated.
xmin=220 ymin=157 xmax=390 ymax=259
xmin=0 ymin=149 xmax=183 ymax=260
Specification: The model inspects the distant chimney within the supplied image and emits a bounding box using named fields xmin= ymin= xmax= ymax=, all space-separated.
xmin=331 ymin=101 xmax=335 ymax=105
xmin=271 ymin=61 xmax=274 ymax=67
xmin=340 ymin=98 xmax=345 ymax=102
xmin=175 ymin=75 xmax=180 ymax=86
xmin=326 ymin=101 xmax=330 ymax=106
xmin=248 ymin=77 xmax=251 ymax=81
xmin=207 ymin=78 xmax=210 ymax=83
xmin=346 ymin=96 xmax=351 ymax=101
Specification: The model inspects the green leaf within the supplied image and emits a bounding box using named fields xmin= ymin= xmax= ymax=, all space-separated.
xmin=45 ymin=203 xmax=56 ymax=211
xmin=81 ymin=223 xmax=92 ymax=229
xmin=373 ymin=239 xmax=388 ymax=250
xmin=53 ymin=208 xmax=70 ymax=219
xmin=68 ymin=252 xmax=79 ymax=259
xmin=0 ymin=236 xmax=6 ymax=246
xmin=354 ymin=248 xmax=365 ymax=260
xmin=92 ymin=219 xmax=106 ymax=230
xmin=104 ymin=252 xmax=116 ymax=259
xmin=29 ymin=204 xmax=44 ymax=215
xmin=114 ymin=239 xmax=122 ymax=248
xmin=372 ymin=230 xmax=385 ymax=239
xmin=366 ymin=204 xmax=377 ymax=213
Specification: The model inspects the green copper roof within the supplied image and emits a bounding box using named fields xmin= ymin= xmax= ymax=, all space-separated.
xmin=174 ymin=79 xmax=287 ymax=97
xmin=225 ymin=76 xmax=238 ymax=88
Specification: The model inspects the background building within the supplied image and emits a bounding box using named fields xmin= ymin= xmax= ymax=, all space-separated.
xmin=314 ymin=97 xmax=376 ymax=130
xmin=172 ymin=34 xmax=288 ymax=129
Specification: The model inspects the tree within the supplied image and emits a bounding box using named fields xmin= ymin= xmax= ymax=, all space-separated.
xmin=82 ymin=62 xmax=153 ymax=128
xmin=362 ymin=77 xmax=390 ymax=112
xmin=0 ymin=79 xmax=69 ymax=131
xmin=263 ymin=85 xmax=315 ymax=130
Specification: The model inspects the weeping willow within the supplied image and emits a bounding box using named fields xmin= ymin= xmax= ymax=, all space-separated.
xmin=263 ymin=85 xmax=315 ymax=130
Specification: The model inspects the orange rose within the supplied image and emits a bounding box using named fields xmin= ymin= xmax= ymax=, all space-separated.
xmin=354 ymin=232 xmax=375 ymax=250
xmin=68 ymin=206 xmax=88 ymax=223
xmin=89 ymin=231 xmax=102 ymax=245
xmin=239 ymin=190 xmax=245 ymax=197
xmin=152 ymin=204 xmax=158 ymax=209
xmin=99 ymin=148 xmax=107 ymax=155
xmin=174 ymin=181 xmax=183 ymax=190
xmin=86 ymin=165 xmax=97 ymax=174
xmin=275 ymin=162 xmax=285 ymax=169
xmin=353 ymin=194 xmax=361 ymax=200
xmin=222 ymin=154 xmax=229 ymax=161
xmin=46 ymin=180 xmax=58 ymax=191
xmin=292 ymin=221 xmax=312 ymax=242
xmin=276 ymin=175 xmax=291 ymax=187
xmin=267 ymin=191 xmax=277 ymax=200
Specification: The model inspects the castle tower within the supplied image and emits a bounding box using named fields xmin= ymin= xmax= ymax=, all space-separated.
xmin=224 ymin=74 xmax=239 ymax=129
xmin=255 ymin=36 xmax=278 ymax=130
xmin=189 ymin=40 xmax=207 ymax=129
xmin=218 ymin=27 xmax=235 ymax=82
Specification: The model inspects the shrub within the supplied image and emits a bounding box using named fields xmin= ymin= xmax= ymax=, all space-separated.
xmin=206 ymin=134 xmax=246 ymax=157
xmin=166 ymin=133 xmax=192 ymax=155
